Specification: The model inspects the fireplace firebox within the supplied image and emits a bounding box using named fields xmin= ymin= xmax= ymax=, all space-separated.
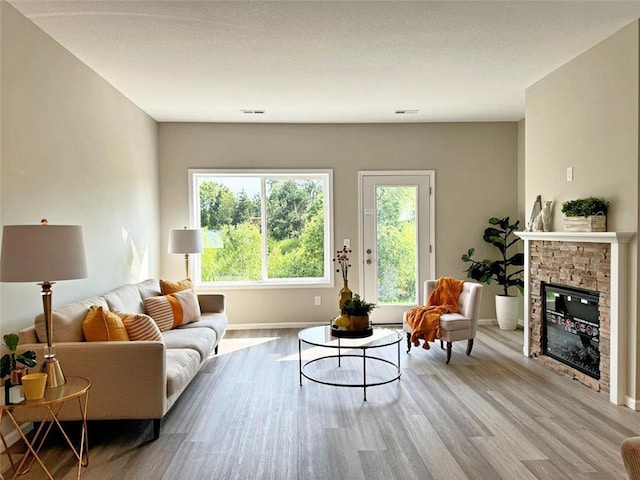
xmin=542 ymin=283 xmax=600 ymax=380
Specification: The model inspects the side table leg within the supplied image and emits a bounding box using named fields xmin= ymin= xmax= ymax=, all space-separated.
xmin=77 ymin=391 xmax=90 ymax=479
xmin=338 ymin=337 xmax=341 ymax=367
xmin=397 ymin=340 xmax=401 ymax=376
xmin=4 ymin=411 xmax=54 ymax=480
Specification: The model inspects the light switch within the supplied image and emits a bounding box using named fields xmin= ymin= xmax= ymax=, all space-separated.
xmin=567 ymin=166 xmax=573 ymax=182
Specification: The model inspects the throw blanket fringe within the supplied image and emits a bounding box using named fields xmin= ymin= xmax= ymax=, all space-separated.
xmin=406 ymin=277 xmax=464 ymax=349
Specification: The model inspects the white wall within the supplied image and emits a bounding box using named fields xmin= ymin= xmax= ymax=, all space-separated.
xmin=525 ymin=21 xmax=639 ymax=402
xmin=158 ymin=122 xmax=519 ymax=325
xmin=0 ymin=2 xmax=160 ymax=334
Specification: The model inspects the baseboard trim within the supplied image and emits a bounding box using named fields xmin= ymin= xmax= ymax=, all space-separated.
xmin=0 ymin=422 xmax=33 ymax=452
xmin=477 ymin=318 xmax=497 ymax=326
xmin=229 ymin=319 xmax=505 ymax=330
xmin=227 ymin=322 xmax=326 ymax=330
xmin=625 ymin=396 xmax=640 ymax=411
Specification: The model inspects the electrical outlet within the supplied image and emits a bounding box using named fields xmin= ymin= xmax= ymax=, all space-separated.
xmin=344 ymin=239 xmax=350 ymax=248
xmin=567 ymin=166 xmax=573 ymax=182
xmin=314 ymin=296 xmax=321 ymax=306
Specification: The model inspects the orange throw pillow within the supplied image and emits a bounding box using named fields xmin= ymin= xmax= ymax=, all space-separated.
xmin=82 ymin=306 xmax=129 ymax=341
xmin=160 ymin=278 xmax=194 ymax=295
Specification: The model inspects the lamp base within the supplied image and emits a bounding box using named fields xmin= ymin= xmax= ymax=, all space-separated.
xmin=41 ymin=357 xmax=66 ymax=388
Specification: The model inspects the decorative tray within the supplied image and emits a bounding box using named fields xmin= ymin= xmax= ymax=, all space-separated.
xmin=330 ymin=325 xmax=373 ymax=338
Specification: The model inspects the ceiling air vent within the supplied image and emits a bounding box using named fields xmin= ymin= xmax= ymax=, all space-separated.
xmin=395 ymin=109 xmax=419 ymax=115
xmin=241 ymin=109 xmax=266 ymax=114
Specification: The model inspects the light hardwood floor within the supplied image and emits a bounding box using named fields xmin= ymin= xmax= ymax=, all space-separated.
xmin=2 ymin=325 xmax=639 ymax=480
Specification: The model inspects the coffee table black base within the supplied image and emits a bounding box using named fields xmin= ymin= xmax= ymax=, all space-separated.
xmin=298 ymin=326 xmax=402 ymax=401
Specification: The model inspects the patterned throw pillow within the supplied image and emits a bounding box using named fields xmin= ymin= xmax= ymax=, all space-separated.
xmin=160 ymin=278 xmax=194 ymax=295
xmin=82 ymin=306 xmax=130 ymax=341
xmin=117 ymin=312 xmax=163 ymax=342
xmin=143 ymin=289 xmax=201 ymax=332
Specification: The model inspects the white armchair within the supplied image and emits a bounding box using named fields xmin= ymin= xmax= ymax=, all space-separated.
xmin=403 ymin=280 xmax=483 ymax=363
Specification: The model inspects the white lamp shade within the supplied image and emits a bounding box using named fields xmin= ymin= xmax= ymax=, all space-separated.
xmin=1 ymin=225 xmax=88 ymax=282
xmin=168 ymin=228 xmax=203 ymax=254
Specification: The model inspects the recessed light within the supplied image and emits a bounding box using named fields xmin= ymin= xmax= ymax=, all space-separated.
xmin=395 ymin=109 xmax=419 ymax=115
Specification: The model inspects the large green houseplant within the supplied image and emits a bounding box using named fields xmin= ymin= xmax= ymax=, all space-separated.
xmin=461 ymin=216 xmax=524 ymax=330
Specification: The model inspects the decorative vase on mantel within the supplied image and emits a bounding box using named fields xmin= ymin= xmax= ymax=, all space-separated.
xmin=339 ymin=281 xmax=353 ymax=312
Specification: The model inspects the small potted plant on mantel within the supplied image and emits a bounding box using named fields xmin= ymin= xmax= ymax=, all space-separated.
xmin=461 ymin=217 xmax=524 ymax=330
xmin=561 ymin=196 xmax=609 ymax=232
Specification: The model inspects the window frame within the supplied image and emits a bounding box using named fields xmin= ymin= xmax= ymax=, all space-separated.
xmin=189 ymin=168 xmax=335 ymax=289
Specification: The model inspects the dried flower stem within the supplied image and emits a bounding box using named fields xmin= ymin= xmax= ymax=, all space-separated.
xmin=333 ymin=245 xmax=352 ymax=282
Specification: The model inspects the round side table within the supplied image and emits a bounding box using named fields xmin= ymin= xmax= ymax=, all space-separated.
xmin=0 ymin=376 xmax=91 ymax=480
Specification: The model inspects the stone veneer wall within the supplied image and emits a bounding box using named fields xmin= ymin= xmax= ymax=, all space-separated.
xmin=529 ymin=240 xmax=611 ymax=393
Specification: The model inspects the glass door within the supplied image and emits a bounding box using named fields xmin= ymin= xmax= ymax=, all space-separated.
xmin=359 ymin=172 xmax=434 ymax=324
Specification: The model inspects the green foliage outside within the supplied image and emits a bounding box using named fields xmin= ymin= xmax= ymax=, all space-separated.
xmin=199 ymin=178 xmax=325 ymax=282
xmin=376 ymin=187 xmax=417 ymax=304
xmin=201 ymin=223 xmax=262 ymax=282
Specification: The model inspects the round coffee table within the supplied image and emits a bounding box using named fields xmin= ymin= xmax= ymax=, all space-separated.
xmin=298 ymin=325 xmax=402 ymax=401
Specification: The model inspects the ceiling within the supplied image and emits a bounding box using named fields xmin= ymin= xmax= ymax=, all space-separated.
xmin=9 ymin=1 xmax=640 ymax=123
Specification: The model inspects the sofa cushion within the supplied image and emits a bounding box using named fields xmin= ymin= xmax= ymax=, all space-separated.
xmin=103 ymin=284 xmax=145 ymax=314
xmin=178 ymin=313 xmax=227 ymax=341
xmin=144 ymin=289 xmax=201 ymax=331
xmin=35 ymin=296 xmax=108 ymax=343
xmin=82 ymin=306 xmax=130 ymax=342
xmin=118 ymin=312 xmax=163 ymax=342
xmin=160 ymin=278 xmax=194 ymax=295
xmin=136 ymin=278 xmax=161 ymax=300
xmin=162 ymin=327 xmax=216 ymax=361
xmin=165 ymin=348 xmax=201 ymax=397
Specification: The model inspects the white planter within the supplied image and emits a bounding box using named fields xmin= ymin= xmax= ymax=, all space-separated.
xmin=495 ymin=295 xmax=519 ymax=330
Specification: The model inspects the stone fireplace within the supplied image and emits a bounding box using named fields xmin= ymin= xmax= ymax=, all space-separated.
xmin=516 ymin=231 xmax=633 ymax=406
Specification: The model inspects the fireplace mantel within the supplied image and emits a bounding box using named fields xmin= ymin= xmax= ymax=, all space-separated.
xmin=516 ymin=231 xmax=634 ymax=243
xmin=516 ymin=230 xmax=635 ymax=406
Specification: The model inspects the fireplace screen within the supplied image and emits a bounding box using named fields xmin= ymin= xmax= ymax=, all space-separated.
xmin=542 ymin=283 xmax=600 ymax=380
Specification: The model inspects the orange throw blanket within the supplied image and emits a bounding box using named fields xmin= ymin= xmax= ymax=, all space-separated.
xmin=406 ymin=277 xmax=464 ymax=349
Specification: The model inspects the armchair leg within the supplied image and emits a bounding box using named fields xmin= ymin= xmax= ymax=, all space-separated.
xmin=440 ymin=339 xmax=444 ymax=350
xmin=446 ymin=342 xmax=452 ymax=364
xmin=406 ymin=332 xmax=412 ymax=353
xmin=466 ymin=338 xmax=474 ymax=356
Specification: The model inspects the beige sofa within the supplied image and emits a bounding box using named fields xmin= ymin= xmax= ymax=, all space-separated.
xmin=17 ymin=278 xmax=227 ymax=439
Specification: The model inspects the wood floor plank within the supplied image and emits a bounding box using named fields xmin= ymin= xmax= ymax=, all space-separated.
xmin=3 ymin=326 xmax=640 ymax=479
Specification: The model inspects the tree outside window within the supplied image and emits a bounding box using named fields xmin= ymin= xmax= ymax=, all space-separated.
xmin=192 ymin=171 xmax=332 ymax=286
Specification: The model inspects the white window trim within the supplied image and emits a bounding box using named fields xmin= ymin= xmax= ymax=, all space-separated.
xmin=188 ymin=169 xmax=335 ymax=289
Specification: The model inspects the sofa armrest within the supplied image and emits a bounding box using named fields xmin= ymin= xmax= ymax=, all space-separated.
xmin=17 ymin=341 xmax=166 ymax=421
xmin=198 ymin=293 xmax=225 ymax=314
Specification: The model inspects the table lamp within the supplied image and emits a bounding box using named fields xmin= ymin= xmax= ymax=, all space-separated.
xmin=0 ymin=220 xmax=88 ymax=388
xmin=168 ymin=227 xmax=203 ymax=279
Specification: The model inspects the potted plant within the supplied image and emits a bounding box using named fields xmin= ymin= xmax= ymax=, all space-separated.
xmin=561 ymin=196 xmax=609 ymax=232
xmin=461 ymin=217 xmax=524 ymax=330
xmin=342 ymin=294 xmax=376 ymax=331
xmin=1 ymin=333 xmax=37 ymax=385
